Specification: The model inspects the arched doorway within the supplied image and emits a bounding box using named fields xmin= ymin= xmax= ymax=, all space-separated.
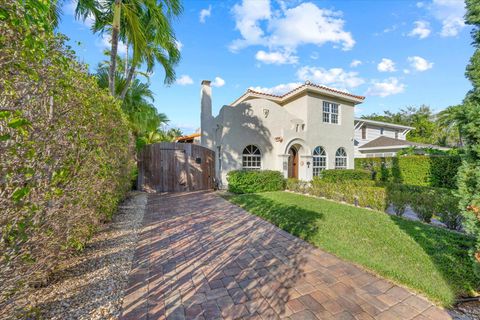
xmin=288 ymin=146 xmax=298 ymax=179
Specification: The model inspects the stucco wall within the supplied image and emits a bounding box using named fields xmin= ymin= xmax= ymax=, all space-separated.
xmin=212 ymin=93 xmax=356 ymax=186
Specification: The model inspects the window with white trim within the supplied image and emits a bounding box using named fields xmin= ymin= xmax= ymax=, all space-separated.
xmin=335 ymin=147 xmax=347 ymax=169
xmin=242 ymin=145 xmax=261 ymax=170
xmin=323 ymin=101 xmax=339 ymax=124
xmin=313 ymin=146 xmax=327 ymax=176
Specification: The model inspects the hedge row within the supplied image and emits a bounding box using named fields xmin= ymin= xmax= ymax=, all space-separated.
xmin=354 ymin=155 xmax=461 ymax=189
xmin=227 ymin=170 xmax=285 ymax=193
xmin=319 ymin=169 xmax=371 ymax=182
xmin=287 ymin=178 xmax=461 ymax=229
xmin=0 ymin=2 xmax=134 ymax=316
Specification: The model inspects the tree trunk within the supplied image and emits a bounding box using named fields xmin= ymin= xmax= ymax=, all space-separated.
xmin=109 ymin=0 xmax=122 ymax=96
xmin=119 ymin=65 xmax=136 ymax=100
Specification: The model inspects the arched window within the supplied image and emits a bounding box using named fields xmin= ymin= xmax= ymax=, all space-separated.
xmin=335 ymin=147 xmax=347 ymax=169
xmin=242 ymin=145 xmax=261 ymax=170
xmin=312 ymin=146 xmax=327 ymax=176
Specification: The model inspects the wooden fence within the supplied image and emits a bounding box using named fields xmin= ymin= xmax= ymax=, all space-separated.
xmin=137 ymin=142 xmax=215 ymax=192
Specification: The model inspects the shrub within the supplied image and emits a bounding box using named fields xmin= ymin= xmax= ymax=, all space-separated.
xmin=319 ymin=169 xmax=371 ymax=182
xmin=388 ymin=190 xmax=409 ymax=216
xmin=411 ymin=192 xmax=435 ymax=223
xmin=227 ymin=170 xmax=285 ymax=194
xmin=355 ymin=155 xmax=461 ymax=189
xmin=0 ymin=2 xmax=134 ymax=316
xmin=436 ymin=193 xmax=463 ymax=230
xmin=286 ymin=178 xmax=309 ymax=193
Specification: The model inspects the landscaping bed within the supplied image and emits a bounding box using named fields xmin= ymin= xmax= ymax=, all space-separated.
xmin=225 ymin=191 xmax=479 ymax=307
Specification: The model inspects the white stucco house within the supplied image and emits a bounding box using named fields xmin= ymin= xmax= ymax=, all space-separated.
xmin=354 ymin=118 xmax=449 ymax=158
xmin=199 ymin=80 xmax=365 ymax=186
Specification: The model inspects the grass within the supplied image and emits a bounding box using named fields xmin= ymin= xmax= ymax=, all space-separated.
xmin=225 ymin=191 xmax=479 ymax=307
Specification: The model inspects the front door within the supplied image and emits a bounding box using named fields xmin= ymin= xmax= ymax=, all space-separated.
xmin=288 ymin=147 xmax=298 ymax=179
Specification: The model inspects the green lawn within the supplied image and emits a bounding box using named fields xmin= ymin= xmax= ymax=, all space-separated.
xmin=225 ymin=191 xmax=479 ymax=307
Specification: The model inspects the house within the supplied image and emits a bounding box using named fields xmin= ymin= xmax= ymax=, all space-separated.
xmin=200 ymin=80 xmax=365 ymax=186
xmin=354 ymin=118 xmax=450 ymax=158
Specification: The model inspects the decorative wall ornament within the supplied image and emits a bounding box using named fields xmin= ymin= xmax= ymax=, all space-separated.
xmin=263 ymin=108 xmax=269 ymax=118
xmin=274 ymin=136 xmax=283 ymax=143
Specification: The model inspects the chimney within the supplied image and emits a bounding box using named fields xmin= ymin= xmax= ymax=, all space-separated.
xmin=200 ymin=80 xmax=212 ymax=148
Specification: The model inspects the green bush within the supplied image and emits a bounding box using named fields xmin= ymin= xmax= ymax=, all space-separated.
xmin=411 ymin=192 xmax=435 ymax=223
xmin=355 ymin=155 xmax=461 ymax=189
xmin=436 ymin=194 xmax=463 ymax=230
xmin=319 ymin=169 xmax=371 ymax=182
xmin=286 ymin=178 xmax=309 ymax=193
xmin=0 ymin=2 xmax=134 ymax=315
xmin=227 ymin=170 xmax=285 ymax=194
xmin=388 ymin=190 xmax=409 ymax=216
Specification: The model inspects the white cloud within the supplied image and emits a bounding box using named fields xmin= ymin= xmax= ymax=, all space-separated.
xmin=249 ymin=82 xmax=302 ymax=95
xmin=230 ymin=0 xmax=355 ymax=55
xmin=99 ymin=33 xmax=127 ymax=55
xmin=297 ymin=66 xmax=365 ymax=89
xmin=175 ymin=40 xmax=183 ymax=51
xmin=366 ymin=78 xmax=405 ymax=97
xmin=350 ymin=59 xmax=362 ymax=67
xmin=310 ymin=52 xmax=319 ymax=60
xmin=408 ymin=56 xmax=433 ymax=71
xmin=416 ymin=2 xmax=425 ymax=8
xmin=176 ymin=75 xmax=194 ymax=85
xmin=199 ymin=5 xmax=212 ymax=23
xmin=377 ymin=58 xmax=396 ymax=72
xmin=212 ymin=77 xmax=226 ymax=87
xmin=409 ymin=20 xmax=431 ymax=39
xmin=431 ymin=0 xmax=466 ymax=37
xmin=64 ymin=0 xmax=95 ymax=27
xmin=255 ymin=50 xmax=298 ymax=64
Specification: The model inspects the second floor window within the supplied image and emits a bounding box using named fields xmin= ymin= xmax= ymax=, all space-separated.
xmin=323 ymin=101 xmax=339 ymax=124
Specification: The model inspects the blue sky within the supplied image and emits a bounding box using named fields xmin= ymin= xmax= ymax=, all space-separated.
xmin=59 ymin=0 xmax=472 ymax=134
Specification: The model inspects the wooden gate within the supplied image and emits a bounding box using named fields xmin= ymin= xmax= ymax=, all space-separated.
xmin=137 ymin=142 xmax=215 ymax=192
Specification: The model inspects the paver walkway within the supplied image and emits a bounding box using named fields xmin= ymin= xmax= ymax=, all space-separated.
xmin=120 ymin=191 xmax=452 ymax=320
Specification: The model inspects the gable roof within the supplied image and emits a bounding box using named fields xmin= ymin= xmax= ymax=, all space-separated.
xmin=359 ymin=136 xmax=449 ymax=151
xmin=354 ymin=118 xmax=414 ymax=130
xmin=231 ymin=81 xmax=365 ymax=106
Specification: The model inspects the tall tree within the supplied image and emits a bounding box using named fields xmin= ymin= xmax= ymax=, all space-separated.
xmin=75 ymin=0 xmax=182 ymax=96
xmin=457 ymin=0 xmax=480 ymax=274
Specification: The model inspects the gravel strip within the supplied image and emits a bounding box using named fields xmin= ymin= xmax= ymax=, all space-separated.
xmin=28 ymin=192 xmax=147 ymax=320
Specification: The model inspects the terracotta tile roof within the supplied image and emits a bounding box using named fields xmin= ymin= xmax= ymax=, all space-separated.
xmin=233 ymin=81 xmax=365 ymax=106
xmin=176 ymin=132 xmax=201 ymax=142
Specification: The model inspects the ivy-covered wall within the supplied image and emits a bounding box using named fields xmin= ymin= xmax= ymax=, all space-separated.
xmin=0 ymin=1 xmax=134 ymax=315
xmin=354 ymin=155 xmax=461 ymax=189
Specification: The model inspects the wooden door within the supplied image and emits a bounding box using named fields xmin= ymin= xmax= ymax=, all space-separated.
xmin=288 ymin=147 xmax=298 ymax=179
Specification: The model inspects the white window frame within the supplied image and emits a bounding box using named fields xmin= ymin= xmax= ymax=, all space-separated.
xmin=322 ymin=101 xmax=340 ymax=124
xmin=312 ymin=146 xmax=327 ymax=176
xmin=242 ymin=145 xmax=261 ymax=170
xmin=335 ymin=147 xmax=348 ymax=169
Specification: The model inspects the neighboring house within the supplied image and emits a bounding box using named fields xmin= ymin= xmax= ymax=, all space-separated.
xmin=199 ymin=80 xmax=365 ymax=186
xmin=354 ymin=118 xmax=449 ymax=158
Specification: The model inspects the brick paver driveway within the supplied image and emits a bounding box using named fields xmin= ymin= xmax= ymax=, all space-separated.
xmin=120 ymin=191 xmax=452 ymax=320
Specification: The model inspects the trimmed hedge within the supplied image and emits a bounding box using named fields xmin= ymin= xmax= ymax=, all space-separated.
xmin=355 ymin=155 xmax=461 ymax=189
xmin=227 ymin=170 xmax=285 ymax=194
xmin=0 ymin=2 xmax=134 ymax=316
xmin=319 ymin=169 xmax=371 ymax=182
xmin=287 ymin=178 xmax=461 ymax=228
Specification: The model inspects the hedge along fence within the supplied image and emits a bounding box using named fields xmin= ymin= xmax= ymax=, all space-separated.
xmin=287 ymin=178 xmax=462 ymax=230
xmin=0 ymin=2 xmax=134 ymax=316
xmin=354 ymin=155 xmax=462 ymax=189
xmin=227 ymin=170 xmax=286 ymax=194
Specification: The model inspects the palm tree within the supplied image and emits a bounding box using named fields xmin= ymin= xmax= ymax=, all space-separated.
xmin=75 ymin=0 xmax=182 ymax=96
xmin=437 ymin=105 xmax=465 ymax=147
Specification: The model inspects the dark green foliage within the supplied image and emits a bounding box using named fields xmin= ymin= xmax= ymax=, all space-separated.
xmin=436 ymin=193 xmax=463 ymax=231
xmin=0 ymin=1 xmax=134 ymax=315
xmin=355 ymin=155 xmax=461 ymax=189
xmin=319 ymin=169 xmax=371 ymax=182
xmin=411 ymin=192 xmax=435 ymax=223
xmin=456 ymin=0 xmax=480 ymax=273
xmin=227 ymin=170 xmax=285 ymax=194
xmin=388 ymin=190 xmax=408 ymax=216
